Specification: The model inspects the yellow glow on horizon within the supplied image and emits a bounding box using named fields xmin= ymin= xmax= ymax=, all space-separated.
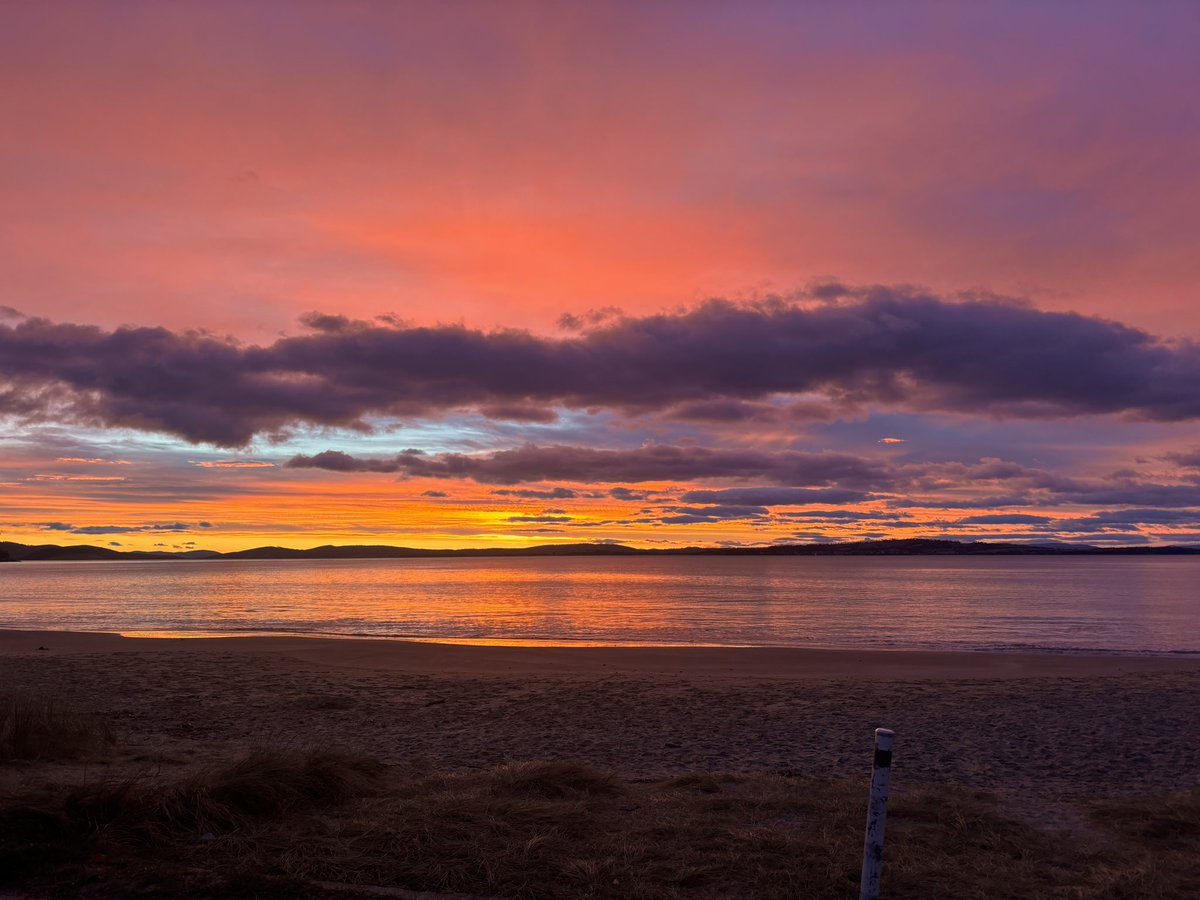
xmin=1 ymin=463 xmax=1179 ymax=552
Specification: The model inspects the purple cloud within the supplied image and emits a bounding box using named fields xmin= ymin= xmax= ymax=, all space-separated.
xmin=778 ymin=509 xmax=912 ymax=522
xmin=678 ymin=487 xmax=871 ymax=506
xmin=958 ymin=514 xmax=1053 ymax=525
xmin=656 ymin=505 xmax=770 ymax=520
xmin=493 ymin=487 xmax=579 ymax=499
xmin=609 ymin=487 xmax=654 ymax=501
xmin=37 ymin=520 xmax=203 ymax=535
xmin=1165 ymin=449 xmax=1200 ymax=468
xmin=3 ymin=286 xmax=1200 ymax=444
xmin=286 ymin=444 xmax=894 ymax=487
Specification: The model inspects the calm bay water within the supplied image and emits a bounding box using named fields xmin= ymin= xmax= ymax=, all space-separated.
xmin=1 ymin=555 xmax=1198 ymax=653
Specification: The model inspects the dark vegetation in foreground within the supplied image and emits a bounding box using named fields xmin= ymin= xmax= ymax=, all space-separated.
xmin=2 ymin=693 xmax=1199 ymax=898
xmin=3 ymin=536 xmax=1199 ymax=562
xmin=1 ymin=692 xmax=114 ymax=762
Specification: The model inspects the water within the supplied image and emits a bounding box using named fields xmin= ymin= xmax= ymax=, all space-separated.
xmin=1 ymin=555 xmax=1197 ymax=653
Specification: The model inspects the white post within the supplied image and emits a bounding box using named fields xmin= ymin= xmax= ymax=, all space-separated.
xmin=859 ymin=727 xmax=895 ymax=900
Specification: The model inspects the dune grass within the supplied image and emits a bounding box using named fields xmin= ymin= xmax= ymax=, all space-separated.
xmin=3 ymin=750 xmax=1199 ymax=898
xmin=66 ymin=747 xmax=388 ymax=837
xmin=0 ymin=691 xmax=113 ymax=762
xmin=0 ymin=693 xmax=1195 ymax=899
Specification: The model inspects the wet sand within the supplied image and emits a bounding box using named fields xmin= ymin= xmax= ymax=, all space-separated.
xmin=3 ymin=628 xmax=1198 ymax=678
xmin=3 ymin=628 xmax=1199 ymax=805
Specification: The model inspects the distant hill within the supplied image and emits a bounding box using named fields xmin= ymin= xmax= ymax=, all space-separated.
xmin=2 ymin=537 xmax=1198 ymax=562
xmin=1 ymin=541 xmax=123 ymax=561
xmin=222 ymin=541 xmax=643 ymax=560
xmin=0 ymin=541 xmax=221 ymax=562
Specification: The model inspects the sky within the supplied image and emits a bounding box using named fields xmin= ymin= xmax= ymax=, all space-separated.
xmin=2 ymin=0 xmax=1200 ymax=551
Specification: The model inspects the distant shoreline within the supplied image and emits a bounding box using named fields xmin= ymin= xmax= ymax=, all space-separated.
xmin=3 ymin=536 xmax=1199 ymax=562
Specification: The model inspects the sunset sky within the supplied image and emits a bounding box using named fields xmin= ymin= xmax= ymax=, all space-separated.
xmin=3 ymin=1 xmax=1199 ymax=551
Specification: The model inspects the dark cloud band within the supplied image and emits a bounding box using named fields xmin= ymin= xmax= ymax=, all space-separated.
xmin=2 ymin=285 xmax=1199 ymax=444
xmin=285 ymin=444 xmax=1200 ymax=518
xmin=285 ymin=444 xmax=892 ymax=487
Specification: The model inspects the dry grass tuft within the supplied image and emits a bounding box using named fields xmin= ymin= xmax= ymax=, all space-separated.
xmin=488 ymin=761 xmax=623 ymax=799
xmin=1090 ymin=787 xmax=1200 ymax=848
xmin=4 ymin=755 xmax=1200 ymax=898
xmin=68 ymin=748 xmax=388 ymax=838
xmin=0 ymin=691 xmax=113 ymax=762
xmin=254 ymin=769 xmax=1200 ymax=899
xmin=280 ymin=768 xmax=863 ymax=898
xmin=665 ymin=773 xmax=733 ymax=794
xmin=1082 ymin=788 xmax=1200 ymax=898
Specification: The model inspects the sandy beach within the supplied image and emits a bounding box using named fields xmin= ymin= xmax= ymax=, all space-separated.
xmin=5 ymin=628 xmax=1200 ymax=897
xmin=4 ymin=628 xmax=1199 ymax=804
